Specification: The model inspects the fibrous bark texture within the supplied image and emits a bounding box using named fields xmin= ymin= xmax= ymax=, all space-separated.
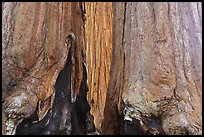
xmin=2 ymin=2 xmax=92 ymax=135
xmin=102 ymin=2 xmax=202 ymax=135
xmin=2 ymin=2 xmax=202 ymax=135
xmin=85 ymin=2 xmax=112 ymax=133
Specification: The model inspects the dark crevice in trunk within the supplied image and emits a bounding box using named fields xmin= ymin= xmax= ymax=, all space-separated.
xmin=15 ymin=49 xmax=72 ymax=135
xmin=70 ymin=60 xmax=95 ymax=135
xmin=118 ymin=100 xmax=166 ymax=135
xmin=15 ymin=48 xmax=95 ymax=135
xmin=142 ymin=115 xmax=166 ymax=135
xmin=118 ymin=100 xmax=145 ymax=135
xmin=120 ymin=119 xmax=146 ymax=135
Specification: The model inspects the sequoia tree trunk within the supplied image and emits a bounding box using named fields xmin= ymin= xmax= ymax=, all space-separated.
xmin=2 ymin=2 xmax=91 ymax=135
xmin=2 ymin=2 xmax=202 ymax=135
xmin=102 ymin=2 xmax=202 ymax=135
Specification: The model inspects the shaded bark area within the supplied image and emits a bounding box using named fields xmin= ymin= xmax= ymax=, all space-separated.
xmin=101 ymin=2 xmax=126 ymax=135
xmin=15 ymin=47 xmax=94 ymax=135
xmin=16 ymin=51 xmax=73 ymax=135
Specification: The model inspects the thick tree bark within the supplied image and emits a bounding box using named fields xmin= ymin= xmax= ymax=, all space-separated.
xmin=2 ymin=2 xmax=202 ymax=135
xmin=2 ymin=2 xmax=92 ymax=135
xmin=102 ymin=2 xmax=202 ymax=135
xmin=84 ymin=2 xmax=112 ymax=133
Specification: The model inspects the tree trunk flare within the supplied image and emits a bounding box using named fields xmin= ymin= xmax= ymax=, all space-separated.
xmin=2 ymin=2 xmax=93 ymax=135
xmin=2 ymin=2 xmax=202 ymax=135
xmin=102 ymin=2 xmax=202 ymax=135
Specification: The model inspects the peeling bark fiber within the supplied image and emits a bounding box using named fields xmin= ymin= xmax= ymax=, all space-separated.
xmin=2 ymin=2 xmax=202 ymax=135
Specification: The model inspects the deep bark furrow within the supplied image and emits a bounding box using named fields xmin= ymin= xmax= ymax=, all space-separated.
xmin=2 ymin=2 xmax=202 ymax=135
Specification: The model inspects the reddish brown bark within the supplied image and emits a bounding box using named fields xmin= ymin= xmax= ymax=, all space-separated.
xmin=102 ymin=2 xmax=202 ymax=135
xmin=2 ymin=2 xmax=202 ymax=135
xmin=2 ymin=2 xmax=88 ymax=135
xmin=84 ymin=2 xmax=112 ymax=132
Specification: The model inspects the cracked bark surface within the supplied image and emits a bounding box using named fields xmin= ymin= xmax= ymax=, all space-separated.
xmin=84 ymin=2 xmax=112 ymax=133
xmin=2 ymin=2 xmax=92 ymax=135
xmin=102 ymin=2 xmax=202 ymax=135
xmin=2 ymin=2 xmax=202 ymax=135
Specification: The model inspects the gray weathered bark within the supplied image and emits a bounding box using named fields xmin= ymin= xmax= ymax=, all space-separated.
xmin=102 ymin=2 xmax=202 ymax=135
